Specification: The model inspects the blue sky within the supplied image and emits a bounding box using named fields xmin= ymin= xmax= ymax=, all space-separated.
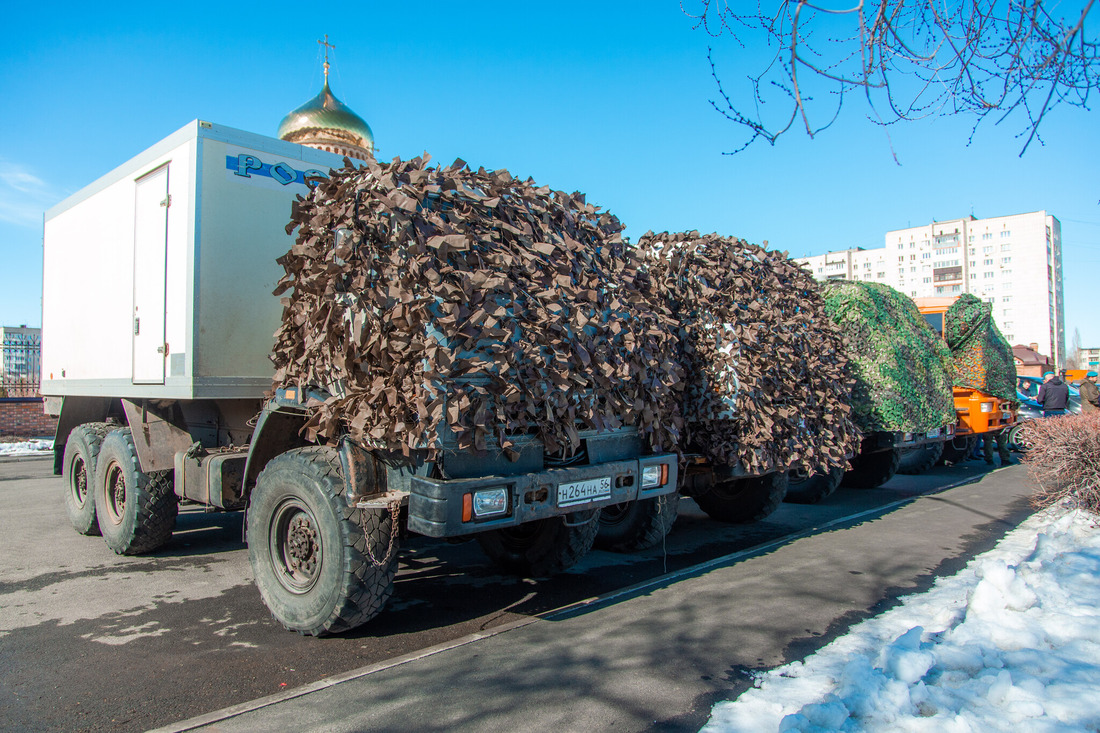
xmin=2 ymin=2 xmax=1096 ymax=347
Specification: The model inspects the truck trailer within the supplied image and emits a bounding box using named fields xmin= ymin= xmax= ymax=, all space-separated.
xmin=42 ymin=121 xmax=678 ymax=636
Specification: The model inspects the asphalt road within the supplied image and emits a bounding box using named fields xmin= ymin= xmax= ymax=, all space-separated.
xmin=0 ymin=455 xmax=1027 ymax=732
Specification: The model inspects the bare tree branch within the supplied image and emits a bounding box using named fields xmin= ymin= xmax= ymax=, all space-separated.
xmin=682 ymin=0 xmax=1098 ymax=156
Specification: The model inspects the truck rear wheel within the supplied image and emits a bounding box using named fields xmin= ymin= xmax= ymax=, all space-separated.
xmin=248 ymin=446 xmax=398 ymax=636
xmin=477 ymin=509 xmax=600 ymax=577
xmin=784 ymin=465 xmax=845 ymax=505
xmin=595 ymin=494 xmax=679 ymax=552
xmin=897 ymin=442 xmax=945 ymax=475
xmin=694 ymin=471 xmax=788 ymax=523
xmin=63 ymin=422 xmax=113 ymax=535
xmin=842 ymin=448 xmax=901 ymax=489
xmin=94 ymin=428 xmax=177 ymax=554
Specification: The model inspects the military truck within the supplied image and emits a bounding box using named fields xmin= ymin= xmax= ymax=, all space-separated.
xmin=42 ymin=121 xmax=679 ymax=636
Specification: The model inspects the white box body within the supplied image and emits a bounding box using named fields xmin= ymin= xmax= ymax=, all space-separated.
xmin=42 ymin=120 xmax=346 ymax=400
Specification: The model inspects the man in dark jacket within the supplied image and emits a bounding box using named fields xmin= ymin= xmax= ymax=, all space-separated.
xmin=1079 ymin=372 xmax=1100 ymax=414
xmin=1037 ymin=373 xmax=1070 ymax=416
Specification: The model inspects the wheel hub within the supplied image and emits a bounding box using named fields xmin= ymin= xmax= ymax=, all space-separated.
xmin=72 ymin=457 xmax=88 ymax=507
xmin=286 ymin=515 xmax=318 ymax=574
xmin=271 ymin=500 xmax=323 ymax=593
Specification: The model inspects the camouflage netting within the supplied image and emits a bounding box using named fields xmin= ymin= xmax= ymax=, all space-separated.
xmin=272 ymin=155 xmax=685 ymax=460
xmin=820 ymin=281 xmax=955 ymax=433
xmin=637 ymin=232 xmax=860 ymax=475
xmin=943 ymin=293 xmax=1018 ymax=402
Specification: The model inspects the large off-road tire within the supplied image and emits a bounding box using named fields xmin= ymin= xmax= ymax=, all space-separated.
xmin=94 ymin=428 xmax=177 ymax=554
xmin=694 ymin=471 xmax=789 ymax=523
xmin=62 ymin=422 xmax=113 ymax=535
xmin=897 ymin=441 xmax=945 ymax=475
xmin=248 ymin=446 xmax=399 ymax=636
xmin=595 ymin=494 xmax=679 ymax=552
xmin=842 ymin=448 xmax=901 ymax=489
xmin=939 ymin=436 xmax=976 ymax=465
xmin=477 ymin=509 xmax=600 ymax=577
xmin=784 ymin=465 xmax=845 ymax=505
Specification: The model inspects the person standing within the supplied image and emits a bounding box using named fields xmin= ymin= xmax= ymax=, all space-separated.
xmin=1079 ymin=372 xmax=1100 ymax=414
xmin=1037 ymin=372 xmax=1070 ymax=416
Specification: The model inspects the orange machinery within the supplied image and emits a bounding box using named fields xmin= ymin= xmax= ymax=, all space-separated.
xmin=915 ymin=297 xmax=1016 ymax=441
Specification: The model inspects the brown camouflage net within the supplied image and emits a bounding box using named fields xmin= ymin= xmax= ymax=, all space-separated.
xmin=638 ymin=232 xmax=860 ymax=475
xmin=271 ymin=155 xmax=685 ymax=460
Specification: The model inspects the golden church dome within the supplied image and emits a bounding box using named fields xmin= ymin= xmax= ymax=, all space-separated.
xmin=278 ymin=80 xmax=374 ymax=160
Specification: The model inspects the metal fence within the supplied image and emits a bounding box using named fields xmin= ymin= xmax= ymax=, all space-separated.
xmin=1 ymin=331 xmax=41 ymax=397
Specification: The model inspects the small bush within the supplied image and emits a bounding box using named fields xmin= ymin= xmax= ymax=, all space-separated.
xmin=1022 ymin=412 xmax=1100 ymax=512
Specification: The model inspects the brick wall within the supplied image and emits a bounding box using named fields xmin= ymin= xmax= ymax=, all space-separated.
xmin=0 ymin=398 xmax=57 ymax=437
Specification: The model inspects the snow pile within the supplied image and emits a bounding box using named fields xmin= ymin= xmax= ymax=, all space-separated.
xmin=702 ymin=507 xmax=1100 ymax=732
xmin=0 ymin=439 xmax=53 ymax=456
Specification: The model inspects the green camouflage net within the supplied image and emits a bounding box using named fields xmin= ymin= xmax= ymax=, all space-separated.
xmin=820 ymin=281 xmax=955 ymax=434
xmin=943 ymin=293 xmax=1018 ymax=402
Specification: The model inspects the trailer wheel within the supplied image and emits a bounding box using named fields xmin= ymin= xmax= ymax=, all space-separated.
xmin=595 ymin=494 xmax=679 ymax=552
xmin=694 ymin=471 xmax=789 ymax=523
xmin=897 ymin=442 xmax=945 ymax=475
xmin=784 ymin=465 xmax=845 ymax=505
xmin=62 ymin=422 xmax=113 ymax=535
xmin=477 ymin=509 xmax=600 ymax=577
xmin=841 ymin=447 xmax=901 ymax=489
xmin=94 ymin=428 xmax=177 ymax=554
xmin=939 ymin=436 xmax=976 ymax=465
xmin=248 ymin=446 xmax=397 ymax=636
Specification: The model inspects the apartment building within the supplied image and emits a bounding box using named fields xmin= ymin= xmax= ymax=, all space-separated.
xmin=795 ymin=211 xmax=1065 ymax=366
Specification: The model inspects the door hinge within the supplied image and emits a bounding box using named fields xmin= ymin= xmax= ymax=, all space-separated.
xmin=160 ymin=195 xmax=172 ymax=208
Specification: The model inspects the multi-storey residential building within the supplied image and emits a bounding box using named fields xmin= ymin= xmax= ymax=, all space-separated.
xmin=795 ymin=211 xmax=1065 ymax=366
xmin=1080 ymin=347 xmax=1100 ymax=373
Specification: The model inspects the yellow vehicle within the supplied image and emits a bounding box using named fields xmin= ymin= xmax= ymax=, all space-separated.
xmin=914 ymin=297 xmax=1017 ymax=463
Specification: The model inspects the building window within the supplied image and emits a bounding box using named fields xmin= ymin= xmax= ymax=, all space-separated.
xmin=899 ymin=256 xmax=905 ymax=263
xmin=1000 ymin=230 xmax=1011 ymax=238
xmin=982 ymin=233 xmax=993 ymax=240
xmin=923 ymin=277 xmax=931 ymax=283
xmin=922 ymin=252 xmax=931 ymax=260
xmin=984 ymin=272 xmax=994 ymax=278
xmin=1002 ymin=257 xmax=1011 ymax=264
xmin=951 ymin=285 xmax=961 ymax=293
xmin=1001 ymin=244 xmax=1011 ymax=252
xmin=910 ymin=266 xmax=916 ymax=272
xmin=1002 ymin=296 xmax=1011 ymax=302
xmin=970 ymin=273 xmax=977 ymax=279
xmin=984 ymin=258 xmax=993 ymax=265
xmin=1003 ymin=269 xmax=1012 ymax=276
xmin=983 ymin=246 xmax=993 ymax=254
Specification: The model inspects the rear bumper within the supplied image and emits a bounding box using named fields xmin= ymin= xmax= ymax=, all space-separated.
xmin=408 ymin=454 xmax=679 ymax=538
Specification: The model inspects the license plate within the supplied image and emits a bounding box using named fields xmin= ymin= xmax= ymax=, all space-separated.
xmin=558 ymin=477 xmax=612 ymax=508
xmin=926 ymin=428 xmax=941 ymax=438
